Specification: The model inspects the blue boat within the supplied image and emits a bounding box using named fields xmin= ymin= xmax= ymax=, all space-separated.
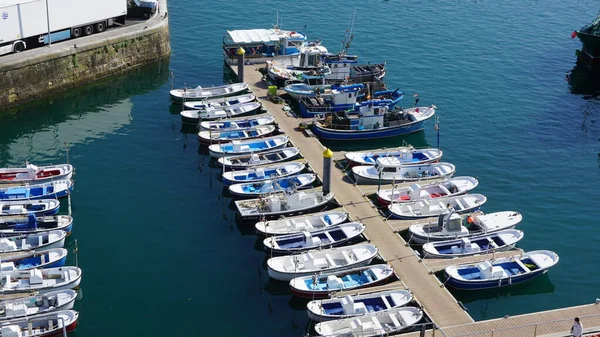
xmin=0 ymin=199 xmax=61 ymax=217
xmin=0 ymin=214 xmax=73 ymax=236
xmin=0 ymin=180 xmax=73 ymax=201
xmin=0 ymin=248 xmax=68 ymax=271
xmin=198 ymin=115 xmax=275 ymax=131
xmin=311 ymin=105 xmax=436 ymax=141
xmin=228 ymin=173 xmax=316 ymax=197
xmin=208 ymin=135 xmax=288 ymax=158
xmin=444 ymin=250 xmax=559 ymax=290
xmin=221 ymin=162 xmax=304 ymax=186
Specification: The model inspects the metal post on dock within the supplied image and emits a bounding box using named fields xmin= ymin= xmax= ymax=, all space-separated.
xmin=237 ymin=47 xmax=245 ymax=82
xmin=322 ymin=148 xmax=333 ymax=195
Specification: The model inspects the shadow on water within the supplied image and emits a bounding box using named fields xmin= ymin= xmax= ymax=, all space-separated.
xmin=567 ymin=59 xmax=600 ymax=98
xmin=320 ymin=131 xmax=431 ymax=152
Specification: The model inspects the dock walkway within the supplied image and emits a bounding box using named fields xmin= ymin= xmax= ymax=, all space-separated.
xmin=232 ymin=64 xmax=600 ymax=336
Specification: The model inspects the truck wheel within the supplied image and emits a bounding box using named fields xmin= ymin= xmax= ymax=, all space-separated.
xmin=95 ymin=22 xmax=105 ymax=33
xmin=84 ymin=25 xmax=94 ymax=36
xmin=72 ymin=28 xmax=82 ymax=38
xmin=14 ymin=41 xmax=25 ymax=53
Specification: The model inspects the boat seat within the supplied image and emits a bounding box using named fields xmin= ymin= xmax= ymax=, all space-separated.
xmin=325 ymin=254 xmax=336 ymax=267
xmin=341 ymin=250 xmax=353 ymax=264
xmin=389 ymin=313 xmax=402 ymax=327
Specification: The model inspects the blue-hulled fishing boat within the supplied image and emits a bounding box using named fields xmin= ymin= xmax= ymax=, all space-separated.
xmin=208 ymin=135 xmax=288 ymax=158
xmin=0 ymin=230 xmax=66 ymax=253
xmin=288 ymin=264 xmax=394 ymax=299
xmin=221 ymin=162 xmax=305 ymax=186
xmin=422 ymin=229 xmax=524 ymax=259
xmin=197 ymin=125 xmax=277 ymax=145
xmin=344 ymin=147 xmax=443 ymax=167
xmin=0 ymin=180 xmax=73 ymax=201
xmin=228 ymin=173 xmax=316 ymax=197
xmin=307 ymin=289 xmax=413 ymax=322
xmin=0 ymin=248 xmax=67 ymax=271
xmin=444 ymin=250 xmax=559 ymax=290
xmin=311 ymin=105 xmax=435 ymax=141
xmin=217 ymin=147 xmax=300 ymax=169
xmin=263 ymin=222 xmax=365 ymax=255
xmin=198 ymin=115 xmax=275 ymax=131
xmin=0 ymin=214 xmax=73 ymax=236
xmin=0 ymin=199 xmax=61 ymax=217
xmin=183 ymin=93 xmax=256 ymax=110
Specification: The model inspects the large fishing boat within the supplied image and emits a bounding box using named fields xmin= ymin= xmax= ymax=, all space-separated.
xmin=573 ymin=12 xmax=600 ymax=69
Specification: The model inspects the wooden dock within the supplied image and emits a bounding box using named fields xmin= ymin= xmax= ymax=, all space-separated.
xmin=232 ymin=64 xmax=600 ymax=336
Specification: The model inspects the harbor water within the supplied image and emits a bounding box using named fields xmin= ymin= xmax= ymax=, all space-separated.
xmin=0 ymin=0 xmax=599 ymax=335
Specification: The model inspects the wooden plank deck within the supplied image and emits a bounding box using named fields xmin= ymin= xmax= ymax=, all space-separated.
xmin=236 ymin=65 xmax=474 ymax=327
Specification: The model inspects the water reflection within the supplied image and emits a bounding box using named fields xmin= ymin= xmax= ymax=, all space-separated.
xmin=567 ymin=59 xmax=600 ymax=98
xmin=0 ymin=58 xmax=170 ymax=166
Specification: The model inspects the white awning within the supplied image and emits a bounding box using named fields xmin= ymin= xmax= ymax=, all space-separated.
xmin=225 ymin=29 xmax=280 ymax=44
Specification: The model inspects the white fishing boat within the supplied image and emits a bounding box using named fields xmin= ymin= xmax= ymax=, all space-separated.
xmin=0 ymin=248 xmax=67 ymax=271
xmin=208 ymin=135 xmax=289 ymax=158
xmin=182 ymin=93 xmax=255 ymax=110
xmin=0 ymin=289 xmax=77 ymax=321
xmin=0 ymin=267 xmax=82 ymax=295
xmin=221 ymin=162 xmax=305 ymax=186
xmin=408 ymin=211 xmax=523 ymax=244
xmin=217 ymin=147 xmax=300 ymax=169
xmin=255 ymin=210 xmax=348 ymax=236
xmin=345 ymin=147 xmax=443 ymax=167
xmin=314 ymin=306 xmax=424 ymax=336
xmin=228 ymin=173 xmax=316 ymax=197
xmin=0 ymin=199 xmax=61 ymax=217
xmin=351 ymin=157 xmax=455 ymax=185
xmin=235 ymin=189 xmax=335 ymax=224
xmin=388 ymin=194 xmax=488 ymax=219
xmin=422 ymin=229 xmax=524 ymax=258
xmin=306 ymin=289 xmax=413 ymax=321
xmin=266 ymin=243 xmax=378 ymax=281
xmin=169 ymin=82 xmax=248 ymax=103
xmin=180 ymin=101 xmax=262 ymax=124
xmin=0 ymin=230 xmax=66 ymax=254
xmin=198 ymin=115 xmax=275 ymax=131
xmin=0 ymin=163 xmax=73 ymax=185
xmin=263 ymin=222 xmax=365 ymax=255
xmin=0 ymin=309 xmax=79 ymax=336
xmin=376 ymin=176 xmax=479 ymax=206
xmin=198 ymin=125 xmax=276 ymax=145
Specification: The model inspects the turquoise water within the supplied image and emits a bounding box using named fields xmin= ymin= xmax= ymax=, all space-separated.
xmin=0 ymin=0 xmax=599 ymax=335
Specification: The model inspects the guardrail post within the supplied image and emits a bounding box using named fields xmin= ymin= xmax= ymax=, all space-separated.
xmin=533 ymin=324 xmax=537 ymax=336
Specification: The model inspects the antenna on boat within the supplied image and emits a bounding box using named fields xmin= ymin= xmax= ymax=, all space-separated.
xmin=340 ymin=10 xmax=356 ymax=55
xmin=434 ymin=115 xmax=440 ymax=150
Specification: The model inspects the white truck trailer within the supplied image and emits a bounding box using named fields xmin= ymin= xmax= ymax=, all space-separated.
xmin=0 ymin=0 xmax=127 ymax=56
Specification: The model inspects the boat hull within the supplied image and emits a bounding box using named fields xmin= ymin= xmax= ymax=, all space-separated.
xmin=236 ymin=201 xmax=332 ymax=225
xmin=181 ymin=105 xmax=262 ymax=124
xmin=292 ymin=274 xmax=390 ymax=299
xmin=267 ymin=257 xmax=375 ymax=282
xmin=311 ymin=120 xmax=426 ymax=141
xmin=445 ymin=269 xmax=548 ymax=290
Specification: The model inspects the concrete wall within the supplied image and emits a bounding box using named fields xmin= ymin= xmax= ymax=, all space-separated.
xmin=0 ymin=0 xmax=171 ymax=110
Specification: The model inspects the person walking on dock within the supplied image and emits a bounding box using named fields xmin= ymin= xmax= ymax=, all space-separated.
xmin=571 ymin=317 xmax=583 ymax=337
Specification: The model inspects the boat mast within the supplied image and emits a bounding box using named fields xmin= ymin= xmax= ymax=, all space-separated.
xmin=340 ymin=10 xmax=356 ymax=55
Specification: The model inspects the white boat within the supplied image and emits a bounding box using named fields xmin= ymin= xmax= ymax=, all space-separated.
xmin=266 ymin=243 xmax=378 ymax=281
xmin=263 ymin=222 xmax=365 ymax=255
xmin=0 ymin=309 xmax=79 ymax=336
xmin=307 ymin=289 xmax=413 ymax=322
xmin=0 ymin=164 xmax=73 ymax=185
xmin=228 ymin=173 xmax=316 ymax=197
xmin=169 ymin=82 xmax=248 ymax=103
xmin=344 ymin=147 xmax=443 ymax=167
xmin=408 ymin=211 xmax=523 ymax=244
xmin=182 ymin=93 xmax=256 ymax=110
xmin=222 ymin=28 xmax=308 ymax=66
xmin=221 ymin=162 xmax=305 ymax=186
xmin=198 ymin=115 xmax=275 ymax=131
xmin=444 ymin=250 xmax=559 ymax=290
xmin=376 ymin=176 xmax=479 ymax=206
xmin=422 ymin=229 xmax=524 ymax=258
xmin=351 ymin=157 xmax=455 ymax=185
xmin=208 ymin=135 xmax=289 ymax=158
xmin=290 ymin=264 xmax=395 ymax=299
xmin=217 ymin=147 xmax=300 ymax=169
xmin=197 ymin=125 xmax=276 ymax=144
xmin=235 ymin=189 xmax=335 ymax=224
xmin=283 ymin=82 xmax=334 ymax=100
xmin=0 ymin=289 xmax=77 ymax=321
xmin=0 ymin=267 xmax=82 ymax=295
xmin=314 ymin=306 xmax=424 ymax=336
xmin=0 ymin=230 xmax=66 ymax=254
xmin=0 ymin=199 xmax=61 ymax=217
xmin=180 ymin=101 xmax=263 ymax=124
xmin=387 ymin=194 xmax=488 ymax=219
xmin=255 ymin=210 xmax=348 ymax=236
xmin=0 ymin=248 xmax=67 ymax=271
